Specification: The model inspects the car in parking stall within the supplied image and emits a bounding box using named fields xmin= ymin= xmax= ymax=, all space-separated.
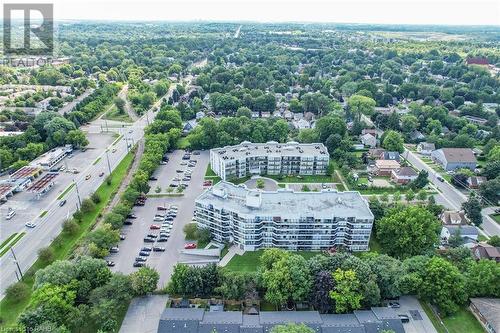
xmin=139 ymin=251 xmax=150 ymax=256
xmin=135 ymin=257 xmax=147 ymax=262
xmin=133 ymin=261 xmax=145 ymax=267
xmin=143 ymin=237 xmax=155 ymax=243
xmin=184 ymin=243 xmax=197 ymax=249
xmin=150 ymin=224 xmax=161 ymax=230
xmin=153 ymin=246 xmax=165 ymax=252
xmin=109 ymin=246 xmax=119 ymax=253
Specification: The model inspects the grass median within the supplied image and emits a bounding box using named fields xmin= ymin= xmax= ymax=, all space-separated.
xmin=57 ymin=183 xmax=75 ymax=200
xmin=0 ymin=152 xmax=134 ymax=328
xmin=0 ymin=233 xmax=26 ymax=258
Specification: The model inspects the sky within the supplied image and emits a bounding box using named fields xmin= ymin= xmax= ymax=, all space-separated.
xmin=3 ymin=0 xmax=500 ymax=25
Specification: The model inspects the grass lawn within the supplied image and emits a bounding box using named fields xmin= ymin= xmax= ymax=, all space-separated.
xmin=93 ymin=157 xmax=102 ymax=165
xmin=0 ymin=233 xmax=19 ymax=250
xmin=266 ymin=174 xmax=336 ymax=183
xmin=225 ymin=250 xmax=323 ymax=272
xmin=205 ymin=164 xmax=217 ymax=177
xmin=102 ymin=105 xmax=133 ymax=122
xmin=0 ymin=152 xmax=134 ymax=328
xmin=491 ymin=214 xmax=500 ymax=224
xmin=0 ymin=232 xmax=25 ymax=257
xmin=176 ymin=137 xmax=190 ymax=149
xmin=420 ymin=301 xmax=484 ymax=333
xmin=39 ymin=210 xmax=47 ymax=218
xmin=57 ymin=183 xmax=76 ymax=200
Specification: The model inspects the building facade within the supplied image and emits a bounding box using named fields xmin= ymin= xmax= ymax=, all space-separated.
xmin=210 ymin=141 xmax=329 ymax=181
xmin=194 ymin=182 xmax=374 ymax=252
xmin=431 ymin=148 xmax=477 ymax=171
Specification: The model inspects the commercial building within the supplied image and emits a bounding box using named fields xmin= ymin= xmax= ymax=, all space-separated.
xmin=210 ymin=141 xmax=329 ymax=181
xmin=194 ymin=181 xmax=373 ymax=252
xmin=157 ymin=307 xmax=404 ymax=333
xmin=30 ymin=145 xmax=73 ymax=171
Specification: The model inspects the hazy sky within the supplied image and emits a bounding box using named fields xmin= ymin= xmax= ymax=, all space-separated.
xmin=4 ymin=0 xmax=500 ymax=25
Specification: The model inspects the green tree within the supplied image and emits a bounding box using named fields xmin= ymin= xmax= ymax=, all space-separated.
xmin=80 ymin=198 xmax=95 ymax=213
xmin=466 ymin=259 xmax=500 ymax=297
xmin=376 ymin=206 xmax=441 ymax=259
xmin=329 ymin=269 xmax=363 ymax=313
xmin=5 ymin=281 xmax=29 ymax=302
xmin=405 ymin=189 xmax=415 ymax=202
xmin=462 ymin=194 xmax=483 ymax=226
xmin=382 ymin=130 xmax=404 ymax=153
xmin=270 ymin=323 xmax=315 ymax=333
xmin=65 ymin=130 xmax=88 ymax=148
xmin=348 ymin=95 xmax=376 ymax=122
xmin=487 ymin=235 xmax=500 ymax=247
xmin=236 ymin=106 xmax=252 ymax=118
xmin=38 ymin=247 xmax=55 ymax=264
xmin=130 ymin=266 xmax=159 ymax=295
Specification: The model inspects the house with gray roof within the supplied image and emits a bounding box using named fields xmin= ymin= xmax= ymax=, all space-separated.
xmin=157 ymin=308 xmax=404 ymax=333
xmin=441 ymin=225 xmax=478 ymax=246
xmin=469 ymin=298 xmax=500 ymax=333
xmin=431 ymin=148 xmax=477 ymax=171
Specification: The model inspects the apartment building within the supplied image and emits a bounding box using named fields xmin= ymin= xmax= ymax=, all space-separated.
xmin=194 ymin=181 xmax=374 ymax=252
xmin=209 ymin=141 xmax=329 ymax=180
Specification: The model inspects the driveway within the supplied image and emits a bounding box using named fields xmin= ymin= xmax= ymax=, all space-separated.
xmin=108 ymin=150 xmax=210 ymax=288
xmin=397 ymin=296 xmax=438 ymax=333
xmin=119 ymin=295 xmax=168 ymax=333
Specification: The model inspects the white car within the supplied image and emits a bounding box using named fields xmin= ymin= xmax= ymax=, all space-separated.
xmin=25 ymin=222 xmax=36 ymax=228
xmin=5 ymin=210 xmax=16 ymax=220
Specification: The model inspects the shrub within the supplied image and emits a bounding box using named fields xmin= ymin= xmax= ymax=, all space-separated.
xmin=38 ymin=247 xmax=55 ymax=264
xmin=5 ymin=282 xmax=29 ymax=302
xmin=62 ymin=219 xmax=79 ymax=235
xmin=183 ymin=223 xmax=197 ymax=240
xmin=81 ymin=198 xmax=96 ymax=213
xmin=91 ymin=192 xmax=101 ymax=204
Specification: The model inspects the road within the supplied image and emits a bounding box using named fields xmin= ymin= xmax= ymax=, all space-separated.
xmin=404 ymin=149 xmax=500 ymax=236
xmin=58 ymin=88 xmax=94 ymax=115
xmin=0 ymin=85 xmax=177 ymax=298
xmin=107 ymin=150 xmax=210 ymax=288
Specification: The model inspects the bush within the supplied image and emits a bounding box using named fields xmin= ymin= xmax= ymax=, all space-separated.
xmin=197 ymin=227 xmax=212 ymax=245
xmin=5 ymin=282 xmax=29 ymax=302
xmin=62 ymin=219 xmax=79 ymax=235
xmin=105 ymin=175 xmax=112 ymax=185
xmin=81 ymin=198 xmax=96 ymax=213
xmin=183 ymin=223 xmax=197 ymax=240
xmin=38 ymin=247 xmax=55 ymax=264
xmin=91 ymin=192 xmax=101 ymax=204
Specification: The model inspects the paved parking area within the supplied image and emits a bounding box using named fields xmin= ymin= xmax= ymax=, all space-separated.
xmin=244 ymin=177 xmax=278 ymax=191
xmin=119 ymin=295 xmax=168 ymax=333
xmin=0 ymin=132 xmax=115 ymax=242
xmin=108 ymin=150 xmax=210 ymax=288
xmin=397 ymin=296 xmax=438 ymax=333
xmin=287 ymin=183 xmax=338 ymax=191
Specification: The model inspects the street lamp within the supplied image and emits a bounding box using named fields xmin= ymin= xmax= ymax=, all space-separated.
xmin=105 ymin=150 xmax=112 ymax=174
xmin=74 ymin=179 xmax=82 ymax=208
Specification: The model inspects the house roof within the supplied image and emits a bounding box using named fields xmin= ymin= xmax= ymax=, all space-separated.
xmin=393 ymin=167 xmax=418 ymax=177
xmin=468 ymin=176 xmax=486 ymax=187
xmin=418 ymin=142 xmax=435 ymax=151
xmin=438 ymin=148 xmax=477 ymax=163
xmin=470 ymin=298 xmax=500 ymax=332
xmin=441 ymin=211 xmax=467 ymax=225
xmin=473 ymin=244 xmax=500 ymax=260
xmin=375 ymin=160 xmax=401 ymax=169
xmin=380 ymin=151 xmax=400 ymax=161
xmin=444 ymin=225 xmax=478 ymax=237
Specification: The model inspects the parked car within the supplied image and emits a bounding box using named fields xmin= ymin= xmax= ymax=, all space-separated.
xmin=133 ymin=261 xmax=144 ymax=267
xmin=182 ymin=154 xmax=191 ymax=160
xmin=150 ymin=224 xmax=161 ymax=230
xmin=160 ymin=161 xmax=167 ymax=165
xmin=157 ymin=237 xmax=168 ymax=242
xmin=141 ymin=247 xmax=152 ymax=252
xmin=398 ymin=314 xmax=410 ymax=323
xmin=146 ymin=233 xmax=158 ymax=238
xmin=184 ymin=243 xmax=197 ymax=249
xmin=169 ymin=183 xmax=178 ymax=188
xmin=153 ymin=246 xmax=165 ymax=252
xmin=109 ymin=247 xmax=119 ymax=253
xmin=106 ymin=261 xmax=115 ymax=267
xmin=120 ymin=234 xmax=126 ymax=240
xmin=193 ymin=151 xmax=200 ymax=155
xmin=165 ymin=217 xmax=174 ymax=222
xmin=388 ymin=301 xmax=400 ymax=308
xmin=124 ymin=220 xmax=133 ymax=225
xmin=135 ymin=257 xmax=147 ymax=262
xmin=85 ymin=174 xmax=91 ymax=180
xmin=127 ymin=214 xmax=137 ymax=219
xmin=153 ymin=216 xmax=164 ymax=221
xmin=149 ymin=176 xmax=158 ymax=181
xmin=143 ymin=237 xmax=155 ymax=243
xmin=59 ymin=200 xmax=67 ymax=207
xmin=180 ymin=162 xmax=188 ymax=166
xmin=139 ymin=251 xmax=150 ymax=256
xmin=182 ymin=177 xmax=191 ymax=182
xmin=157 ymin=206 xmax=168 ymax=211
xmin=25 ymin=222 xmax=36 ymax=228
xmin=176 ymin=170 xmax=183 ymax=173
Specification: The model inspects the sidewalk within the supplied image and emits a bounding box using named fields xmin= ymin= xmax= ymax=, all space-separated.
xmin=218 ymin=244 xmax=244 ymax=267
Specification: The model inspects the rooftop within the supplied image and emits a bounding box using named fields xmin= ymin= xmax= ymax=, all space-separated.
xmin=211 ymin=141 xmax=328 ymax=160
xmin=196 ymin=181 xmax=374 ymax=220
xmin=470 ymin=298 xmax=500 ymax=331
xmin=437 ymin=148 xmax=477 ymax=163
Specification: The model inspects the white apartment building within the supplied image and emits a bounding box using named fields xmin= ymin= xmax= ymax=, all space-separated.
xmin=195 ymin=181 xmax=374 ymax=252
xmin=210 ymin=141 xmax=330 ymax=181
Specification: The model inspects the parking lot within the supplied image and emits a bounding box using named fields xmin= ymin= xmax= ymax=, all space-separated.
xmin=108 ymin=149 xmax=210 ymax=288
xmin=0 ymin=132 xmax=115 ymax=242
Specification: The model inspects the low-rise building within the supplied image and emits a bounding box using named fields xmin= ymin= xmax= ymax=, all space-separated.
xmin=469 ymin=298 xmax=500 ymax=333
xmin=374 ymin=159 xmax=401 ymax=176
xmin=472 ymin=244 xmax=500 ymax=262
xmin=417 ymin=142 xmax=435 ymax=155
xmin=30 ymin=146 xmax=72 ymax=171
xmin=431 ymin=148 xmax=477 ymax=171
xmin=360 ymin=133 xmax=376 ymax=148
xmin=440 ymin=210 xmax=468 ymax=225
xmin=195 ymin=181 xmax=374 ymax=252
xmin=467 ymin=176 xmax=487 ymax=189
xmin=379 ymin=151 xmax=400 ymax=162
xmin=210 ymin=141 xmax=329 ymax=181
xmin=441 ymin=225 xmax=478 ymax=244
xmin=391 ymin=167 xmax=418 ymax=184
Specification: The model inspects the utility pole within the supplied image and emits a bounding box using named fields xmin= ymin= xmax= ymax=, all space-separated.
xmin=105 ymin=150 xmax=112 ymax=174
xmin=10 ymin=248 xmax=23 ymax=279
xmin=74 ymin=180 xmax=82 ymax=207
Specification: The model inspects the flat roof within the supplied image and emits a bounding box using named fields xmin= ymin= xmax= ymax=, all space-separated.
xmin=10 ymin=166 xmax=41 ymax=179
xmin=197 ymin=181 xmax=373 ymax=220
xmin=27 ymin=173 xmax=58 ymax=193
xmin=211 ymin=141 xmax=329 ymax=159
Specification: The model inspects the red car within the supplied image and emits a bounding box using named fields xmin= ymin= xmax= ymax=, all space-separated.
xmin=157 ymin=206 xmax=168 ymax=211
xmin=150 ymin=224 xmax=161 ymax=230
xmin=184 ymin=243 xmax=197 ymax=249
xmin=203 ymin=180 xmax=212 ymax=186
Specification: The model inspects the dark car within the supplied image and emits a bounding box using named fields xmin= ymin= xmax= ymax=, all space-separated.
xmin=143 ymin=237 xmax=155 ymax=243
xmin=193 ymin=151 xmax=200 ymax=155
xmin=165 ymin=216 xmax=174 ymax=221
xmin=106 ymin=261 xmax=115 ymax=267
xmin=139 ymin=251 xmax=150 ymax=256
xmin=182 ymin=177 xmax=191 ymax=181
xmin=157 ymin=206 xmax=168 ymax=211
xmin=149 ymin=176 xmax=158 ymax=181
xmin=109 ymin=247 xmax=119 ymax=253
xmin=146 ymin=233 xmax=158 ymax=238
xmin=153 ymin=246 xmax=166 ymax=252
xmin=120 ymin=234 xmax=126 ymax=240
xmin=127 ymin=214 xmax=137 ymax=219
xmin=135 ymin=257 xmax=147 ymax=262
xmin=157 ymin=237 xmax=168 ymax=242
xmin=133 ymin=261 xmax=145 ymax=267
xmin=388 ymin=301 xmax=400 ymax=308
xmin=169 ymin=183 xmax=178 ymax=187
xmin=437 ymin=176 xmax=444 ymax=182
xmin=59 ymin=200 xmax=67 ymax=207
xmin=124 ymin=220 xmax=133 ymax=225
xmin=141 ymin=247 xmax=152 ymax=252
xmin=176 ymin=169 xmax=183 ymax=173
xmin=182 ymin=155 xmax=191 ymax=160
xmin=398 ymin=314 xmax=410 ymax=323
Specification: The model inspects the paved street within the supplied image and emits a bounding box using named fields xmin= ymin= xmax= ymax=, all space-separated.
xmin=108 ymin=150 xmax=210 ymax=288
xmin=404 ymin=149 xmax=499 ymax=236
xmin=0 ymin=85 xmax=176 ymax=298
xmin=58 ymin=88 xmax=95 ymax=115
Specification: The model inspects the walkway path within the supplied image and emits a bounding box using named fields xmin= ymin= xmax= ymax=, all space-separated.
xmin=218 ymin=245 xmax=244 ymax=267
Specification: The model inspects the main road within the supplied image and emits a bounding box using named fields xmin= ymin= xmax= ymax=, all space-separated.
xmin=404 ymin=148 xmax=500 ymax=237
xmin=0 ymin=84 xmax=176 ymax=298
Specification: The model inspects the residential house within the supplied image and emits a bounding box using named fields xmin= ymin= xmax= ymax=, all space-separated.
xmin=195 ymin=111 xmax=205 ymax=120
xmin=360 ymin=133 xmax=376 ymax=148
xmin=410 ymin=130 xmax=426 ymax=142
xmin=467 ymin=176 xmax=487 ymax=189
xmin=469 ymin=298 xmax=500 ymax=333
xmin=417 ymin=142 xmax=435 ymax=155
xmin=36 ymin=97 xmax=52 ymax=110
xmin=440 ymin=210 xmax=468 ymax=225
xmin=441 ymin=225 xmax=478 ymax=245
xmin=472 ymin=244 xmax=500 ymax=262
xmin=391 ymin=167 xmax=418 ymax=184
xmin=431 ymin=148 xmax=477 ymax=171
xmin=182 ymin=119 xmax=198 ymax=133
xmin=368 ymin=148 xmax=385 ymax=159
xmin=464 ymin=115 xmax=488 ymax=126
xmin=292 ymin=118 xmax=311 ymax=130
xmin=374 ymin=160 xmax=401 ymax=176
xmin=362 ymin=128 xmax=377 ymax=137
xmin=380 ymin=151 xmax=401 ymax=162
